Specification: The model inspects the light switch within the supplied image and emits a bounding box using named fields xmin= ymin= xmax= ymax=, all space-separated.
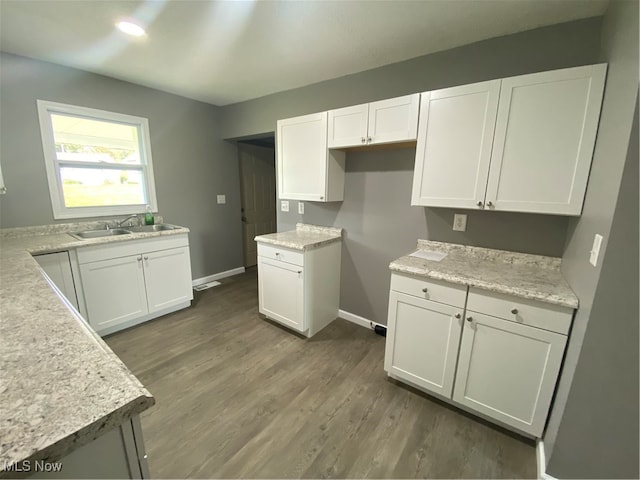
xmin=589 ymin=234 xmax=603 ymax=267
xmin=216 ymin=194 xmax=226 ymax=204
xmin=453 ymin=213 xmax=467 ymax=232
xmin=298 ymin=202 xmax=305 ymax=215
xmin=281 ymin=200 xmax=289 ymax=212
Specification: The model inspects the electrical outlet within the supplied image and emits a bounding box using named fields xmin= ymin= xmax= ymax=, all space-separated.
xmin=453 ymin=213 xmax=467 ymax=232
xmin=298 ymin=202 xmax=304 ymax=215
xmin=589 ymin=234 xmax=603 ymax=266
xmin=216 ymin=194 xmax=226 ymax=204
xmin=280 ymin=200 xmax=289 ymax=212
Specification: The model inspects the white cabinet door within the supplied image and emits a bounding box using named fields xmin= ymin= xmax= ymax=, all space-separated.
xmin=258 ymin=257 xmax=305 ymax=332
xmin=277 ymin=112 xmax=346 ymax=202
xmin=143 ymin=247 xmax=193 ymax=314
xmin=80 ymin=255 xmax=148 ymax=333
xmin=411 ymin=81 xmax=500 ymax=208
xmin=452 ymin=312 xmax=566 ymax=437
xmin=486 ymin=64 xmax=607 ymax=215
xmin=368 ymin=94 xmax=420 ymax=145
xmin=328 ymin=104 xmax=369 ymax=148
xmin=384 ymin=291 xmax=463 ymax=398
xmin=35 ymin=251 xmax=79 ymax=309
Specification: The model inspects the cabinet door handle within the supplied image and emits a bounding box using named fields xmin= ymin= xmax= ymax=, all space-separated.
xmin=361 ymin=137 xmax=366 ymax=144
xmin=511 ymin=308 xmax=518 ymax=314
xmin=466 ymin=316 xmax=473 ymax=322
xmin=454 ymin=313 xmax=461 ymax=319
xmin=422 ymin=287 xmax=428 ymax=293
xmin=297 ymin=270 xmax=302 ymax=274
xmin=367 ymin=136 xmax=372 ymax=143
xmin=144 ymin=256 xmax=149 ymax=260
xmin=137 ymin=256 xmax=142 ymax=262
xmin=476 ymin=201 xmax=483 ymax=207
xmin=487 ymin=201 xmax=494 ymax=207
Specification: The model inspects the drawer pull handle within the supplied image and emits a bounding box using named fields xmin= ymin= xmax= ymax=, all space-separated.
xmin=466 ymin=316 xmax=473 ymax=322
xmin=511 ymin=308 xmax=518 ymax=315
xmin=454 ymin=313 xmax=461 ymax=319
xmin=422 ymin=287 xmax=428 ymax=293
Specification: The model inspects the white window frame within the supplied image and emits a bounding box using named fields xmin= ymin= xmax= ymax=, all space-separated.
xmin=37 ymin=100 xmax=158 ymax=219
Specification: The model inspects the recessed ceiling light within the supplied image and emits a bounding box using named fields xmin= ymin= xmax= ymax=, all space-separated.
xmin=116 ymin=21 xmax=146 ymax=37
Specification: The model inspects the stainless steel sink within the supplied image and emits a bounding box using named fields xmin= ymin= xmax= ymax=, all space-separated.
xmin=70 ymin=228 xmax=133 ymax=240
xmin=126 ymin=224 xmax=180 ymax=233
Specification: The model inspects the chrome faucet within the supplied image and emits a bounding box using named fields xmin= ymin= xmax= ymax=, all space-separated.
xmin=116 ymin=215 xmax=141 ymax=227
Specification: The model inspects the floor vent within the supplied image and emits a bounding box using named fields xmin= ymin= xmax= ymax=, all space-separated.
xmin=194 ymin=281 xmax=221 ymax=291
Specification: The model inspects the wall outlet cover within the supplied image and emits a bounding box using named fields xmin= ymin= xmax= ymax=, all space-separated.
xmin=281 ymin=200 xmax=289 ymax=212
xmin=453 ymin=213 xmax=467 ymax=232
xmin=216 ymin=194 xmax=226 ymax=204
xmin=298 ymin=202 xmax=304 ymax=215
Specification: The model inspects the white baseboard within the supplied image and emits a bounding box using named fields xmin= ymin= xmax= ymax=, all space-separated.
xmin=192 ymin=267 xmax=245 ymax=287
xmin=536 ymin=439 xmax=557 ymax=480
xmin=338 ymin=309 xmax=385 ymax=330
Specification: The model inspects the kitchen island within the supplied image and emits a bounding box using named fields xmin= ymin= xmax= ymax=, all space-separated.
xmin=0 ymin=223 xmax=190 ymax=478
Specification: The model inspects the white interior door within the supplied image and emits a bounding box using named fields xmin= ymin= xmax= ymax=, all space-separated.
xmin=368 ymin=94 xmax=420 ymax=144
xmin=384 ymin=291 xmax=463 ymax=398
xmin=327 ymin=104 xmax=369 ymax=148
xmin=239 ymin=143 xmax=277 ymax=267
xmin=258 ymin=257 xmax=304 ymax=332
xmin=486 ymin=64 xmax=607 ymax=215
xmin=411 ymin=81 xmax=500 ymax=208
xmin=453 ymin=311 xmax=566 ymax=437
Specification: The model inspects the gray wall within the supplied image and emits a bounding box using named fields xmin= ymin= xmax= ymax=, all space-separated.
xmin=544 ymin=1 xmax=640 ymax=476
xmin=0 ymin=52 xmax=243 ymax=280
xmin=221 ymin=17 xmax=602 ymax=324
xmin=549 ymin=97 xmax=638 ymax=479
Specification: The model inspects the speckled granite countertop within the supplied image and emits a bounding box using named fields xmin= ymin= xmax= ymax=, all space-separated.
xmin=0 ymin=222 xmax=190 ymax=472
xmin=390 ymin=240 xmax=578 ymax=309
xmin=254 ymin=223 xmax=342 ymax=250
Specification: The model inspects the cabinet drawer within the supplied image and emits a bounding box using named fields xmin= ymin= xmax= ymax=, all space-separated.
xmin=257 ymin=243 xmax=304 ymax=267
xmin=77 ymin=234 xmax=189 ymax=264
xmin=467 ymin=288 xmax=573 ymax=335
xmin=390 ymin=273 xmax=467 ymax=307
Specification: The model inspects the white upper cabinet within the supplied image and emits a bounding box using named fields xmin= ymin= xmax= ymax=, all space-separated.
xmin=328 ymin=94 xmax=420 ymax=148
xmin=486 ymin=65 xmax=607 ymax=215
xmin=277 ymin=112 xmax=345 ymax=202
xmin=411 ymin=64 xmax=607 ymax=216
xmin=411 ymin=81 xmax=500 ymax=209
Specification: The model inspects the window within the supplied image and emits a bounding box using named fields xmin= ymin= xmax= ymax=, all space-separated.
xmin=37 ymin=100 xmax=158 ymax=219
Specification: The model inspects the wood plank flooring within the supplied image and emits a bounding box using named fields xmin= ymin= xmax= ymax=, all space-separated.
xmin=105 ymin=269 xmax=536 ymax=478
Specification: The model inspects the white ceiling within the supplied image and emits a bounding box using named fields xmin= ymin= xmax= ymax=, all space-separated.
xmin=0 ymin=0 xmax=608 ymax=106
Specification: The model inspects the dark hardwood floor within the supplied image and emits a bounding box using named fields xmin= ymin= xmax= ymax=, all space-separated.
xmin=106 ymin=268 xmax=536 ymax=479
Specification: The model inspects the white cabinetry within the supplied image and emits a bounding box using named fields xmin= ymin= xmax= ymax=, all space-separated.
xmin=412 ymin=64 xmax=607 ymax=215
xmin=257 ymin=241 xmax=341 ymax=337
xmin=384 ymin=274 xmax=466 ymax=397
xmin=385 ymin=274 xmax=573 ymax=437
xmin=328 ymin=94 xmax=420 ymax=148
xmin=277 ymin=112 xmax=345 ymax=202
xmin=77 ymin=235 xmax=193 ymax=336
xmin=34 ymin=251 xmax=79 ymax=309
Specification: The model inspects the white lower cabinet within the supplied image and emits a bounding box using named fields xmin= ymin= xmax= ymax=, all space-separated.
xmin=77 ymin=235 xmax=193 ymax=336
xmin=385 ymin=273 xmax=573 ymax=437
xmin=452 ymin=311 xmax=566 ymax=436
xmin=384 ymin=291 xmax=463 ymax=398
xmin=257 ymin=241 xmax=341 ymax=337
xmin=34 ymin=251 xmax=79 ymax=310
